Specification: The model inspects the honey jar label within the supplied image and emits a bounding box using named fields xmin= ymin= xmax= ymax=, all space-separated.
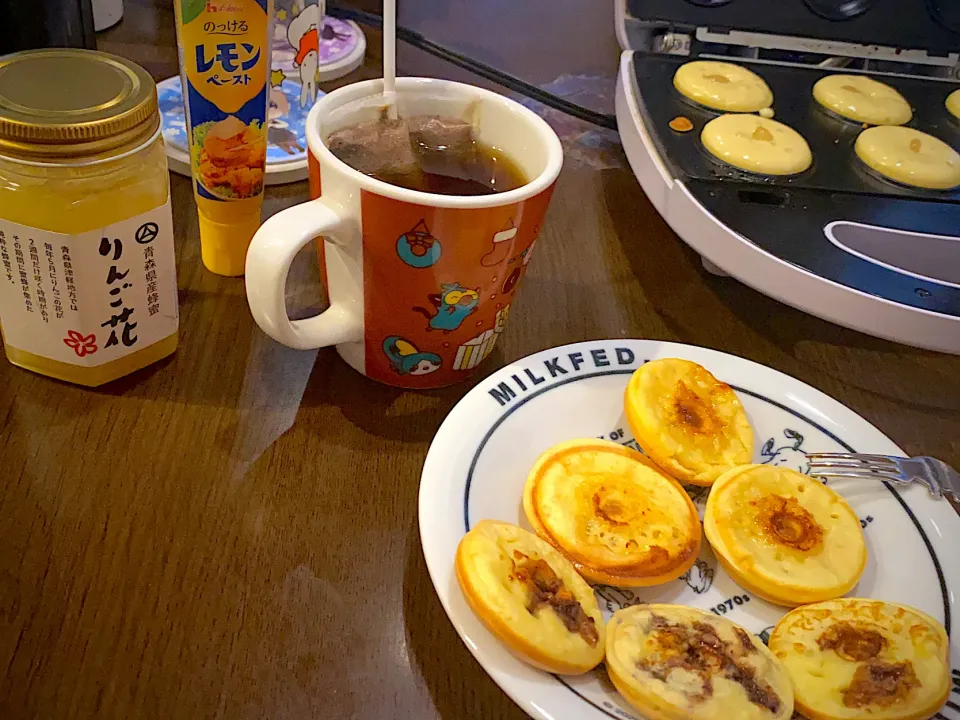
xmin=0 ymin=200 xmax=179 ymax=367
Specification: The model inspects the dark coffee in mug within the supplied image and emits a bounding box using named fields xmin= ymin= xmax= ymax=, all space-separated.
xmin=326 ymin=112 xmax=527 ymax=196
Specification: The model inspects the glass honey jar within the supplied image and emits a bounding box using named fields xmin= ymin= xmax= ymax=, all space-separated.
xmin=0 ymin=49 xmax=178 ymax=386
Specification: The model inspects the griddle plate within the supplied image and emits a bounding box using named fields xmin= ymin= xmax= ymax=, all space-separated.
xmin=628 ymin=0 xmax=960 ymax=56
xmin=629 ymin=52 xmax=960 ymax=318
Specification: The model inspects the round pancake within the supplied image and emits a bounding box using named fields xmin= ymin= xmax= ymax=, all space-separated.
xmin=523 ymin=439 xmax=701 ymax=586
xmin=624 ymin=358 xmax=754 ymax=486
xmin=674 ymin=60 xmax=773 ymax=112
xmin=701 ymin=114 xmax=813 ymax=176
xmin=770 ymin=599 xmax=950 ymax=720
xmin=606 ymin=604 xmax=794 ymax=720
xmin=703 ymin=465 xmax=866 ymax=607
xmin=813 ymin=75 xmax=912 ymax=125
xmin=455 ymin=520 xmax=605 ymax=674
xmin=855 ymin=126 xmax=960 ymax=190
xmin=947 ymin=89 xmax=960 ymax=120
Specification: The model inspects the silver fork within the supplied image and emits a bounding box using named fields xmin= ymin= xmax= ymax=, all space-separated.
xmin=806 ymin=453 xmax=960 ymax=501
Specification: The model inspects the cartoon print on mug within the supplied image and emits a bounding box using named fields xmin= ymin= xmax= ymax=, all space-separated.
xmin=453 ymin=305 xmax=510 ymax=371
xmin=382 ymin=336 xmax=441 ymax=375
xmin=357 ymin=182 xmax=555 ymax=387
xmin=479 ymin=219 xmax=517 ymax=267
xmin=244 ymin=75 xmax=563 ymax=391
xmin=396 ymin=219 xmax=442 ymax=268
xmin=500 ymin=239 xmax=537 ymax=295
xmin=413 ymin=282 xmax=480 ymax=333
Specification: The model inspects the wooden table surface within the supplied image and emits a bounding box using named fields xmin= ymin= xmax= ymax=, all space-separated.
xmin=2 ymin=2 xmax=959 ymax=718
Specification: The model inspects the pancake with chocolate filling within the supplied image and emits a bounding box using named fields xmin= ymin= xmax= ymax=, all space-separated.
xmin=455 ymin=520 xmax=605 ymax=674
xmin=703 ymin=465 xmax=866 ymax=607
xmin=624 ymin=358 xmax=754 ymax=486
xmin=770 ymin=599 xmax=949 ymax=720
xmin=523 ymin=439 xmax=701 ymax=586
xmin=606 ymin=604 xmax=794 ymax=720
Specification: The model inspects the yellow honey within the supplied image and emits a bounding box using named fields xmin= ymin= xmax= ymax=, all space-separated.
xmin=0 ymin=50 xmax=178 ymax=386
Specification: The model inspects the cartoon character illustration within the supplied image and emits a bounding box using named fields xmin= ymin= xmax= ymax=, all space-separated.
xmin=501 ymin=266 xmax=522 ymax=295
xmin=383 ymin=336 xmax=441 ymax=376
xmin=413 ymin=282 xmax=480 ymax=333
xmin=680 ymin=559 xmax=715 ymax=594
xmin=396 ymin=219 xmax=441 ymax=268
xmin=500 ymin=241 xmax=536 ymax=294
xmin=594 ymin=585 xmax=645 ymax=613
xmin=265 ymin=69 xmax=306 ymax=156
xmin=480 ymin=219 xmax=517 ymax=267
xmin=760 ymin=429 xmax=808 ymax=474
xmin=287 ymin=1 xmax=321 ymax=108
xmin=268 ymin=69 xmax=291 ymax=123
xmin=321 ymin=16 xmax=350 ymax=43
xmin=453 ymin=306 xmax=509 ymax=371
xmin=522 ymin=239 xmax=537 ymax=266
xmin=494 ymin=304 xmax=509 ymax=333
xmin=268 ymin=125 xmax=304 ymax=155
xmin=683 ymin=483 xmax=710 ymax=517
xmin=757 ymin=625 xmax=776 ymax=646
xmin=454 ymin=329 xmax=496 ymax=370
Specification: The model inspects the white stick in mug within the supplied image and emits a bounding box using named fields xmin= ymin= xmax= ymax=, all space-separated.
xmin=382 ymin=0 xmax=398 ymax=119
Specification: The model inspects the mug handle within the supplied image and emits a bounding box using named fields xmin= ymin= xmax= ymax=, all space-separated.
xmin=245 ymin=198 xmax=363 ymax=350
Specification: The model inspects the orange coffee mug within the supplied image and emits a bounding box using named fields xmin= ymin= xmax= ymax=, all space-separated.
xmin=245 ymin=78 xmax=563 ymax=388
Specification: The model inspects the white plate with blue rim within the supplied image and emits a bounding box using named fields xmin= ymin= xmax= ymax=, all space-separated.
xmin=418 ymin=339 xmax=960 ymax=720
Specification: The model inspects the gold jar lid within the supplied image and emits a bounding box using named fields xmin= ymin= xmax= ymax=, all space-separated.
xmin=0 ymin=49 xmax=160 ymax=160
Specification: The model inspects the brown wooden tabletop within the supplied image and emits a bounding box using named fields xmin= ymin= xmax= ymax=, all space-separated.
xmin=1 ymin=2 xmax=958 ymax=718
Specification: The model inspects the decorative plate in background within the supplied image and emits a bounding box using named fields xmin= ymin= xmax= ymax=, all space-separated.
xmin=272 ymin=2 xmax=366 ymax=82
xmin=419 ymin=339 xmax=960 ymax=720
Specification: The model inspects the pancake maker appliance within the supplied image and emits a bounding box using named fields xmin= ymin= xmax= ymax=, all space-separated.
xmin=615 ymin=0 xmax=960 ymax=353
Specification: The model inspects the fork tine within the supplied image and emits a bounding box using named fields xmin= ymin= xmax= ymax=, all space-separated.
xmin=807 ymin=470 xmax=906 ymax=482
xmin=806 ymin=460 xmax=900 ymax=473
xmin=806 ymin=456 xmax=892 ymax=465
xmin=807 ymin=456 xmax=899 ymax=471
xmin=806 ymin=452 xmax=899 ymax=465
xmin=803 ymin=453 xmax=958 ymax=501
xmin=933 ymin=460 xmax=960 ymax=501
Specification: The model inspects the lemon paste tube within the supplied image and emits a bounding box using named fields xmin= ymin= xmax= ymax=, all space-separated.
xmin=174 ymin=0 xmax=274 ymax=276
